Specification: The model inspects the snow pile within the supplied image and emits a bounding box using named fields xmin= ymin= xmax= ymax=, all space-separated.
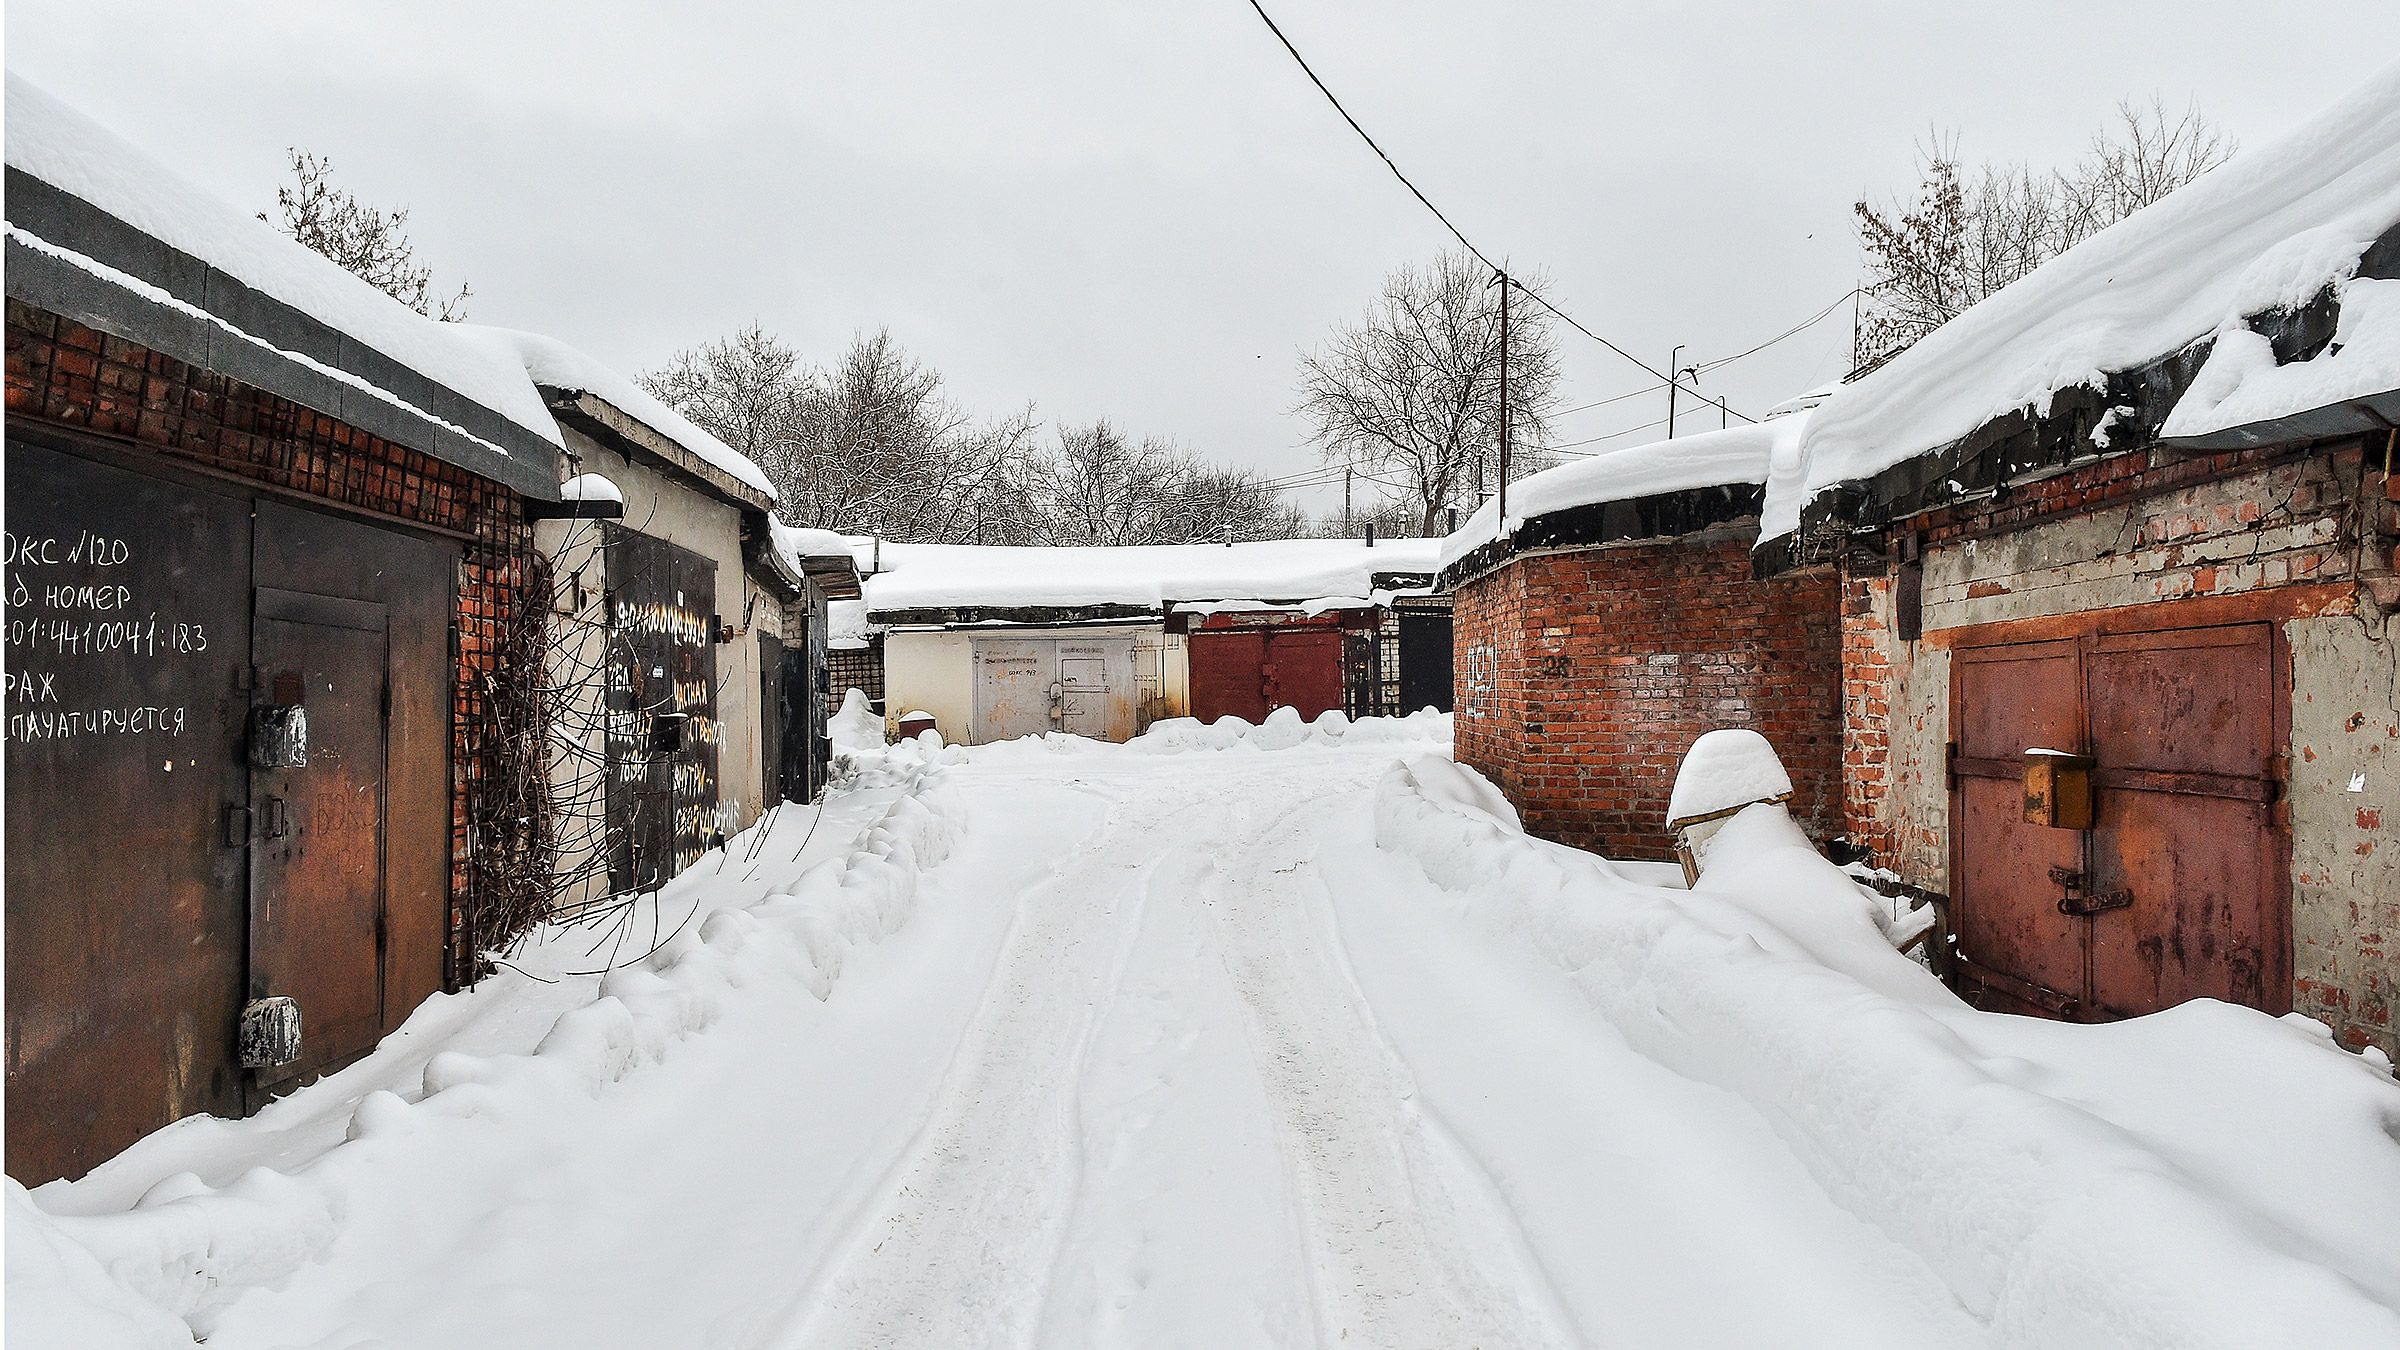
xmin=558 ymin=472 xmax=623 ymax=504
xmin=827 ymin=598 xmax=873 ymax=650
xmin=1439 ymin=415 xmax=1805 ymax=573
xmin=4 ymin=75 xmax=560 ymax=450
xmin=2165 ymin=275 xmax=2400 ymax=438
xmin=459 ymin=328 xmax=776 ymax=499
xmin=829 ymin=687 xmax=886 ymax=751
xmin=1374 ymin=758 xmax=2400 ymax=1347
xmin=1131 ymin=706 xmax=1453 ymax=754
xmin=1769 ymin=62 xmax=2400 ymax=539
xmin=18 ymin=764 xmax=960 ymax=1344
xmin=773 ymin=523 xmax=860 ymax=563
xmin=1664 ymin=728 xmax=1795 ymax=826
xmin=856 ymin=538 xmax=1443 ymax=616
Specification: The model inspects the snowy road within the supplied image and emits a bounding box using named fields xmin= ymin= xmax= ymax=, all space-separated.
xmin=32 ymin=723 xmax=2397 ymax=1349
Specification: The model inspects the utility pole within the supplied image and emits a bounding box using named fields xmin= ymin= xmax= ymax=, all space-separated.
xmin=1667 ymin=343 xmax=1684 ymax=439
xmin=1344 ymin=466 xmax=1353 ymax=537
xmin=1497 ymin=270 xmax=1511 ymax=527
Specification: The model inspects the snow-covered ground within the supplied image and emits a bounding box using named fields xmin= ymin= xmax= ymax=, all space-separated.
xmin=15 ymin=713 xmax=2400 ymax=1349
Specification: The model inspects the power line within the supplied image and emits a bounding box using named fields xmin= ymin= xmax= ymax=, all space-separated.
xmin=1693 ymin=287 xmax=1859 ymax=375
xmin=1242 ymin=0 xmax=1674 ymax=389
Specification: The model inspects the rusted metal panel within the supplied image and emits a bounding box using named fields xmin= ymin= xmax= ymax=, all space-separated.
xmin=1951 ymin=640 xmax=2087 ymax=1015
xmin=2082 ymin=624 xmax=2282 ymax=1016
xmin=247 ymin=593 xmax=388 ymax=1089
xmin=250 ymin=500 xmax=453 ymax=1037
xmin=604 ymin=527 xmax=720 ymax=892
xmin=1264 ymin=628 xmax=1345 ymax=719
xmin=4 ymin=441 xmax=252 ymax=1183
xmin=1189 ymin=629 xmax=1267 ymax=724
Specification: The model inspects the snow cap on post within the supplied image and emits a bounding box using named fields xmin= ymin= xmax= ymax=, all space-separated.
xmin=1666 ymin=729 xmax=1795 ymax=830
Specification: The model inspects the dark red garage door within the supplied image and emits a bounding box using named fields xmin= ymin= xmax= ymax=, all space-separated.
xmin=1189 ymin=625 xmax=1347 ymax=724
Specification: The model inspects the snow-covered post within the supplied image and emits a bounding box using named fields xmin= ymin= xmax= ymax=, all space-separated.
xmin=1664 ymin=729 xmax=1797 ymax=885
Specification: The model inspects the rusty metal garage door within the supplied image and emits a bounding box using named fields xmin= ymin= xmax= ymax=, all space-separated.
xmin=1190 ymin=624 xmax=1347 ymax=725
xmin=1949 ymin=623 xmax=2286 ymax=1020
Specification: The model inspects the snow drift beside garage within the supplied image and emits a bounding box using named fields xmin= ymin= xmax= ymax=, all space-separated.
xmin=1437 ymin=415 xmax=1805 ymax=574
xmin=3 ymin=74 xmax=562 ymax=451
xmin=463 ymin=328 xmax=777 ymax=499
xmin=846 ymin=537 xmax=1444 ymax=617
xmin=1766 ymin=61 xmax=2400 ymax=540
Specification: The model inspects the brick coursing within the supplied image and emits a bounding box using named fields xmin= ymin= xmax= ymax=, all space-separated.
xmin=1453 ymin=529 xmax=1843 ymax=861
xmin=6 ymin=301 xmax=541 ymax=986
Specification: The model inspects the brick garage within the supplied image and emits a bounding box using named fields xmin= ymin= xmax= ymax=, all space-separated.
xmin=6 ymin=300 xmax=548 ymax=986
xmin=1451 ymin=525 xmax=1842 ymax=862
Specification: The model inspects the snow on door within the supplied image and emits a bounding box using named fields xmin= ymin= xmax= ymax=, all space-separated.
xmin=1949 ymin=622 xmax=2285 ymax=1020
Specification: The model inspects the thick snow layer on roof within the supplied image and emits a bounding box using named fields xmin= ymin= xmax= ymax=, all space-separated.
xmin=558 ymin=473 xmax=623 ymax=505
xmin=1437 ymin=416 xmax=1802 ymax=573
xmin=462 ymin=328 xmax=775 ymax=500
xmin=4 ymin=74 xmax=559 ymax=449
xmin=827 ymin=598 xmax=873 ymax=650
xmin=1767 ymin=62 xmax=2400 ymax=540
xmin=857 ymin=538 xmax=1443 ymax=615
xmin=2164 ymin=276 xmax=2400 ymax=438
xmin=771 ymin=523 xmax=858 ymax=561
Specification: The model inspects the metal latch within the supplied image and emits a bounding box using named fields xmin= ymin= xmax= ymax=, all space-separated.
xmin=263 ymin=796 xmax=290 ymax=839
xmin=2052 ymin=866 xmax=2133 ymax=916
xmin=224 ymin=804 xmax=251 ymax=848
xmin=239 ymin=996 xmax=301 ymax=1068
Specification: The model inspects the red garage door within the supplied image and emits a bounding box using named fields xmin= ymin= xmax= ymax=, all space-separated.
xmin=1190 ymin=625 xmax=1348 ymax=724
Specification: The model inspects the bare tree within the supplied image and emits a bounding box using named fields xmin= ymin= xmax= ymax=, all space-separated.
xmin=639 ymin=323 xmax=811 ymax=488
xmin=1022 ymin=421 xmax=1303 ymax=546
xmin=260 ymin=149 xmax=471 ymax=320
xmin=1855 ymin=99 xmax=2235 ymax=367
xmin=1296 ymin=249 xmax=1560 ymax=534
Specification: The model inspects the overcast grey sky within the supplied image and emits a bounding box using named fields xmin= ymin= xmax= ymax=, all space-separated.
xmin=12 ymin=1 xmax=2398 ymax=514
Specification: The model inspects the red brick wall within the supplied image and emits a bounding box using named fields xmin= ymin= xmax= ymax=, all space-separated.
xmin=6 ymin=301 xmax=540 ymax=985
xmin=1840 ymin=571 xmax=1898 ymax=867
xmin=1453 ymin=530 xmax=1843 ymax=861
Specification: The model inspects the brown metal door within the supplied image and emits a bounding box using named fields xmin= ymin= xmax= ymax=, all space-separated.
xmin=249 ymin=590 xmax=390 ymax=1090
xmin=1951 ymin=640 xmax=2089 ymax=1014
xmin=2083 ymin=625 xmax=2282 ymax=1016
xmin=4 ymin=440 xmax=253 ymax=1183
xmin=1950 ymin=623 xmax=2287 ymax=1021
xmin=1190 ymin=629 xmax=1268 ymax=724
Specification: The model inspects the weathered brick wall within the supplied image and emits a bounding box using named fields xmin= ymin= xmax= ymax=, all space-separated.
xmin=1839 ymin=438 xmax=2397 ymax=1057
xmin=7 ymin=302 xmax=541 ymax=986
xmin=1453 ymin=528 xmax=1843 ymax=861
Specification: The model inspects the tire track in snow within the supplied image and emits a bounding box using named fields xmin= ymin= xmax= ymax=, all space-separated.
xmin=1198 ymin=784 xmax=1584 ymax=1350
xmin=776 ymin=783 xmax=1194 ymax=1350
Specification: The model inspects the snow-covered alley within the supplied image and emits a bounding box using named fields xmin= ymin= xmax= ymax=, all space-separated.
xmin=16 ymin=716 xmax=2400 ymax=1350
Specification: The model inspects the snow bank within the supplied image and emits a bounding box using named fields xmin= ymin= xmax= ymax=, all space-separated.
xmin=459 ymin=328 xmax=776 ymax=499
xmin=4 ymin=75 xmax=560 ymax=449
xmin=18 ymin=764 xmax=960 ymax=1344
xmin=829 ymin=687 xmax=887 ymax=751
xmin=1374 ymin=759 xmax=2400 ymax=1347
xmin=856 ymin=537 xmax=1443 ymax=616
xmin=1130 ymin=706 xmax=1453 ymax=754
xmin=1768 ymin=62 xmax=2400 ymax=539
xmin=1439 ymin=415 xmax=1805 ymax=573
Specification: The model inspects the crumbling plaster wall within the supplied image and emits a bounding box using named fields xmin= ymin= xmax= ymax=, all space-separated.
xmin=2288 ymin=614 xmax=2398 ymax=1058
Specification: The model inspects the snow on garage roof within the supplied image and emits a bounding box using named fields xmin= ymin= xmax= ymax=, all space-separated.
xmin=850 ymin=537 xmax=1443 ymax=619
xmin=3 ymin=75 xmax=562 ymax=460
xmin=1436 ymin=414 xmax=1806 ymax=575
xmin=461 ymin=328 xmax=776 ymax=500
xmin=1764 ymin=62 xmax=2400 ymax=541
